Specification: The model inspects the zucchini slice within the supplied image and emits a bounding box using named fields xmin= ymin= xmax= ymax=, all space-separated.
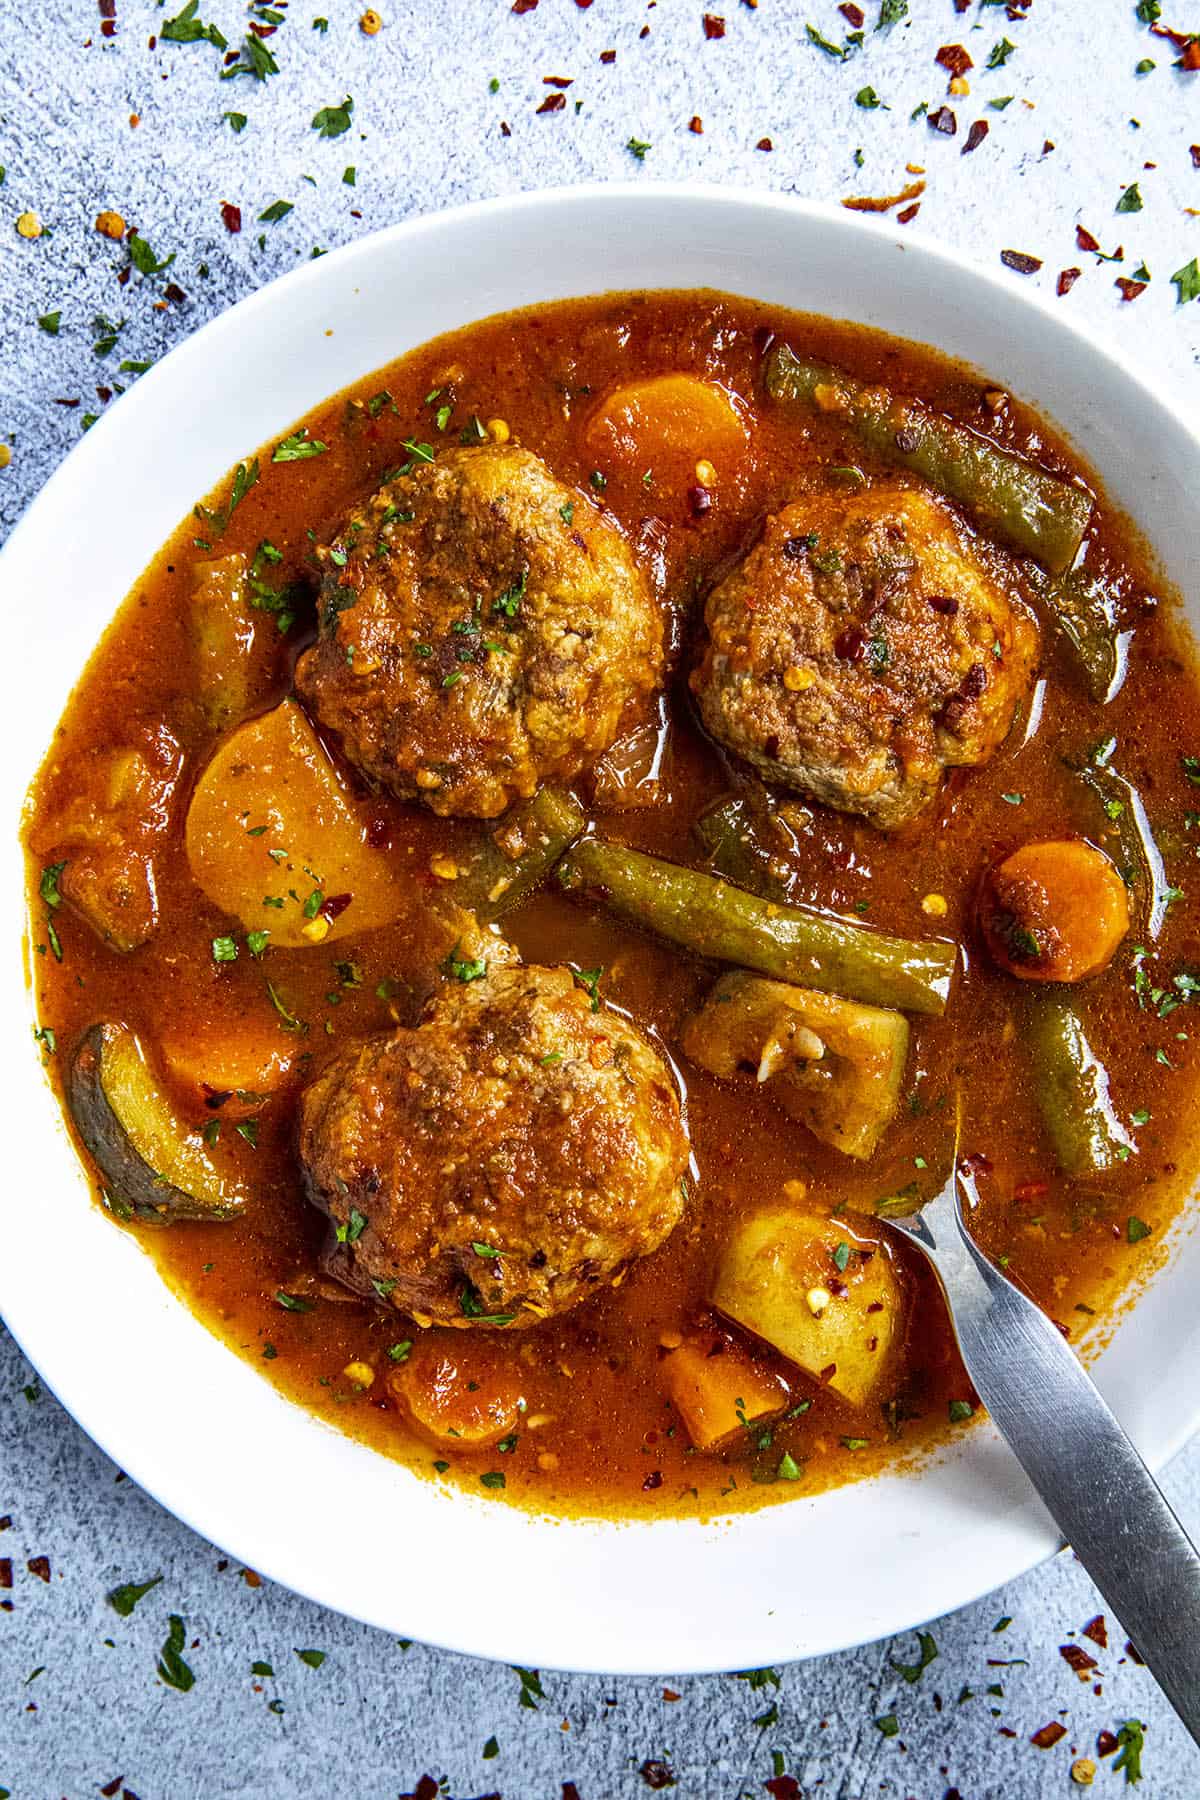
xmin=68 ymin=1023 xmax=246 ymax=1223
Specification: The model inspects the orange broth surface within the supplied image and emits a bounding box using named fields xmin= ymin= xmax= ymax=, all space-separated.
xmin=22 ymin=289 xmax=1200 ymax=1519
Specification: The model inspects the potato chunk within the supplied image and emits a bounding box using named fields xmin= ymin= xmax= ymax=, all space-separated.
xmin=660 ymin=1333 xmax=788 ymax=1452
xmin=185 ymin=699 xmax=404 ymax=947
xmin=681 ymin=971 xmax=909 ymax=1159
xmin=388 ymin=1336 xmax=527 ymax=1450
xmin=191 ymin=554 xmax=281 ymax=729
xmin=711 ymin=1208 xmax=906 ymax=1408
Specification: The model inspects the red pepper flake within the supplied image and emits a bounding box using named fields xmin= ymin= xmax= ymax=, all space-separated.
xmin=1076 ymin=224 xmax=1100 ymax=253
xmin=1190 ymin=145 xmax=1200 ymax=167
xmin=500 ymin=121 xmax=511 ymax=137
xmin=543 ymin=75 xmax=573 ymax=87
xmin=1115 ymin=277 xmax=1147 ymax=302
xmin=512 ymin=0 xmax=538 ymax=12
xmin=839 ymin=0 xmax=864 ymax=22
xmin=600 ymin=48 xmax=616 ymax=63
xmin=703 ymin=13 xmax=726 ymax=37
xmin=639 ymin=1760 xmax=675 ymax=1789
xmin=1097 ymin=1730 xmax=1120 ymax=1756
xmin=100 ymin=1781 xmax=123 ymax=1799
xmin=221 ymin=202 xmax=242 ymax=234
xmin=0 ymin=1560 xmax=11 ymax=1588
xmin=936 ymin=44 xmax=973 ymax=77
xmin=1031 ymin=1722 xmax=1068 ymax=1750
xmin=1082 ymin=1615 xmax=1108 ymax=1648
xmin=958 ymin=1150 xmax=993 ymax=1176
xmin=928 ymin=105 xmax=958 ymax=136
xmin=1124 ymin=1638 xmax=1145 ymax=1665
xmin=688 ymin=485 xmax=712 ymax=518
xmin=962 ymin=119 xmax=988 ymax=155
xmin=320 ymin=893 xmax=354 ymax=922
xmin=835 ymin=626 xmax=867 ymax=663
xmin=575 ymin=0 xmax=593 ymax=6
xmin=1001 ymin=249 xmax=1043 ymax=275
xmin=563 ymin=1787 xmax=582 ymax=1800
xmin=241 ymin=1566 xmax=261 ymax=1588
xmin=897 ymin=202 xmax=920 ymax=223
xmin=99 ymin=0 xmax=116 ymax=15
xmin=928 ymin=594 xmax=960 ymax=615
xmin=27 ymin=1556 xmax=50 ymax=1583
xmin=403 ymin=1781 xmax=438 ymax=1800
xmin=642 ymin=1469 xmax=663 ymax=1490
xmin=101 ymin=17 xmax=117 ymax=35
xmin=1060 ymin=1644 xmax=1098 ymax=1677
xmin=164 ymin=282 xmax=187 ymax=306
xmin=688 ymin=114 xmax=703 ymax=132
xmin=756 ymin=137 xmax=773 ymax=152
xmin=639 ymin=23 xmax=650 ymax=36
xmin=765 ymin=1779 xmax=803 ymax=1800
xmin=536 ymin=92 xmax=566 ymax=114
xmin=662 ymin=1687 xmax=681 ymax=1701
xmin=1178 ymin=38 xmax=1200 ymax=70
xmin=1042 ymin=140 xmax=1055 ymax=156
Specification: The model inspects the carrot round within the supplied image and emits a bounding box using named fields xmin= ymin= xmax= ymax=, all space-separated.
xmin=978 ymin=838 xmax=1130 ymax=982
xmin=585 ymin=374 xmax=748 ymax=474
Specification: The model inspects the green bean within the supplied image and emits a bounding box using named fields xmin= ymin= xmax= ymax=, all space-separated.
xmin=1024 ymin=994 xmax=1133 ymax=1177
xmin=1024 ymin=563 xmax=1121 ymax=702
xmin=558 ymin=839 xmax=956 ymax=1016
xmin=694 ymin=795 xmax=793 ymax=905
xmin=454 ymin=787 xmax=585 ymax=923
xmin=763 ymin=344 xmax=1093 ymax=575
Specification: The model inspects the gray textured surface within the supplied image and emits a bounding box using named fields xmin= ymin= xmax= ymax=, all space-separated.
xmin=2 ymin=0 xmax=1200 ymax=1795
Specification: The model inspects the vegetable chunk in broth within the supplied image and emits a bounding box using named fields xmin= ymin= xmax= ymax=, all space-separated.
xmin=22 ymin=290 xmax=1200 ymax=1520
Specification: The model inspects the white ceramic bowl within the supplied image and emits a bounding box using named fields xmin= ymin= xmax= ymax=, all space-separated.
xmin=4 ymin=185 xmax=1199 ymax=1676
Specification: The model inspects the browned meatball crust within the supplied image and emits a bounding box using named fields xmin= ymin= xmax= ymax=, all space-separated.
xmin=690 ymin=481 xmax=1040 ymax=830
xmin=295 ymin=445 xmax=663 ymax=818
xmin=297 ymin=959 xmax=690 ymax=1328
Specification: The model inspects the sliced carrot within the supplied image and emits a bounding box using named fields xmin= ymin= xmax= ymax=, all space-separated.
xmin=660 ymin=1332 xmax=788 ymax=1453
xmin=978 ymin=838 xmax=1130 ymax=982
xmin=389 ymin=1336 xmax=528 ymax=1450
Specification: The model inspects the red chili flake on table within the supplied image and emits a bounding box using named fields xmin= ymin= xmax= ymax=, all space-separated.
xmin=164 ymin=282 xmax=187 ymax=305
xmin=897 ymin=202 xmax=920 ymax=223
xmin=1060 ymin=1644 xmax=1098 ymax=1677
xmin=543 ymin=75 xmax=573 ymax=88
xmin=99 ymin=0 xmax=115 ymax=15
xmin=703 ymin=13 xmax=726 ymax=37
xmin=1031 ymin=1722 xmax=1068 ymax=1750
xmin=221 ymin=202 xmax=242 ymax=234
xmin=562 ymin=1787 xmax=583 ymax=1800
xmin=27 ymin=1556 xmax=50 ymax=1582
xmin=0 ymin=1560 xmax=11 ymax=1589
xmin=1191 ymin=145 xmax=1200 ymax=167
xmin=600 ymin=48 xmax=616 ymax=62
xmin=765 ymin=1779 xmax=803 ymax=1800
xmin=839 ymin=1 xmax=864 ymax=25
xmin=1097 ymin=1730 xmax=1120 ymax=1756
xmin=936 ymin=44 xmax=973 ymax=77
xmin=575 ymin=0 xmax=593 ymax=7
xmin=639 ymin=1760 xmax=676 ymax=1789
xmin=662 ymin=1687 xmax=681 ymax=1701
xmin=500 ymin=121 xmax=511 ymax=137
xmin=536 ymin=92 xmax=566 ymax=113
xmin=512 ymin=0 xmax=538 ymax=11
xmin=1178 ymin=39 xmax=1200 ymax=70
xmin=953 ymin=0 xmax=970 ymax=11
xmin=1115 ymin=277 xmax=1147 ymax=302
xmin=1125 ymin=1638 xmax=1145 ymax=1665
xmin=1076 ymin=224 xmax=1100 ymax=252
xmin=757 ymin=137 xmax=773 ymax=151
xmin=689 ymin=114 xmax=703 ymax=132
xmin=1001 ymin=249 xmax=1043 ymax=274
xmin=928 ymin=106 xmax=958 ymax=136
xmin=962 ymin=119 xmax=989 ymax=155
xmin=99 ymin=1781 xmax=123 ymax=1799
xmin=1082 ymin=1615 xmax=1108 ymax=1648
xmin=404 ymin=1780 xmax=439 ymax=1800
xmin=101 ymin=17 xmax=117 ymax=36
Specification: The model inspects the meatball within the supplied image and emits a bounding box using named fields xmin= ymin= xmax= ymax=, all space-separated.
xmin=295 ymin=444 xmax=662 ymax=818
xmin=297 ymin=958 xmax=690 ymax=1327
xmin=690 ymin=481 xmax=1039 ymax=830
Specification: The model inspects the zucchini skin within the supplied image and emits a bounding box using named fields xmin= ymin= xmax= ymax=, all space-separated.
xmin=68 ymin=1023 xmax=245 ymax=1224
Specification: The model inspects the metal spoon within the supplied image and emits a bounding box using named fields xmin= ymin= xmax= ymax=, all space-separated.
xmin=889 ymin=1155 xmax=1200 ymax=1745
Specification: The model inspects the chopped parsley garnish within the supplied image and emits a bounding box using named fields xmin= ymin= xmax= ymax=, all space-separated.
xmin=273 ymin=428 xmax=326 ymax=462
xmin=37 ymin=310 xmax=61 ymax=335
xmin=212 ymin=935 xmax=239 ymax=964
xmin=1113 ymin=1718 xmax=1146 ymax=1784
xmin=444 ymin=945 xmax=488 ymax=983
xmin=588 ymin=469 xmax=607 ymax=492
xmin=891 ymin=1629 xmax=938 ymax=1684
xmin=224 ymin=111 xmax=248 ymax=132
xmin=235 ymin=1119 xmax=258 ymax=1149
xmin=266 ymin=980 xmax=308 ymax=1034
xmin=458 ymin=1283 xmax=515 ymax=1327
xmin=875 ymin=1713 xmax=899 ymax=1736
xmin=46 ymin=917 xmax=63 ymax=962
xmin=295 ymin=1648 xmax=326 ymax=1668
xmin=39 ymin=861 xmax=65 ymax=908
xmin=274 ymin=1290 xmax=315 ymax=1312
xmin=312 ymin=96 xmax=354 ymax=139
xmin=831 ymin=1241 xmax=851 ymax=1273
xmin=1172 ymin=258 xmax=1200 ymax=306
xmin=855 ymin=86 xmax=882 ymax=108
xmin=514 ymin=1666 xmax=545 ymax=1709
xmin=1116 ymin=182 xmax=1144 ymax=214
xmin=1127 ymin=1215 xmax=1151 ymax=1243
xmin=401 ymin=437 xmax=435 ymax=464
xmin=129 ymin=233 xmax=175 ymax=277
xmin=195 ymin=457 xmax=259 ymax=541
xmin=987 ymin=36 xmax=1016 ymax=67
xmin=948 ymin=1399 xmax=974 ymax=1423
xmin=572 ymin=966 xmax=604 ymax=1012
xmin=221 ymin=34 xmax=279 ymax=81
xmin=335 ymin=1208 xmax=369 ymax=1245
xmin=387 ymin=1341 xmax=413 ymax=1363
xmin=493 ymin=567 xmax=527 ymax=620
xmin=107 ymin=1573 xmax=163 ymax=1617
xmin=302 ymin=889 xmax=324 ymax=919
xmin=246 ymin=929 xmax=270 ymax=958
xmin=626 ymin=138 xmax=652 ymax=160
xmin=480 ymin=1470 xmax=506 ymax=1490
xmin=157 ymin=1615 xmax=196 ymax=1693
xmin=162 ymin=1 xmax=227 ymax=48
xmin=472 ymin=1241 xmax=501 ymax=1258
xmin=559 ymin=500 xmax=574 ymax=525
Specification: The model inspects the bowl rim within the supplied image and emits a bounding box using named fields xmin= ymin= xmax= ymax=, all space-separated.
xmin=4 ymin=180 xmax=1199 ymax=1676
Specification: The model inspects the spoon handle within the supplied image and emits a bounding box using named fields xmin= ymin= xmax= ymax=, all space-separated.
xmin=947 ymin=1226 xmax=1200 ymax=1745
